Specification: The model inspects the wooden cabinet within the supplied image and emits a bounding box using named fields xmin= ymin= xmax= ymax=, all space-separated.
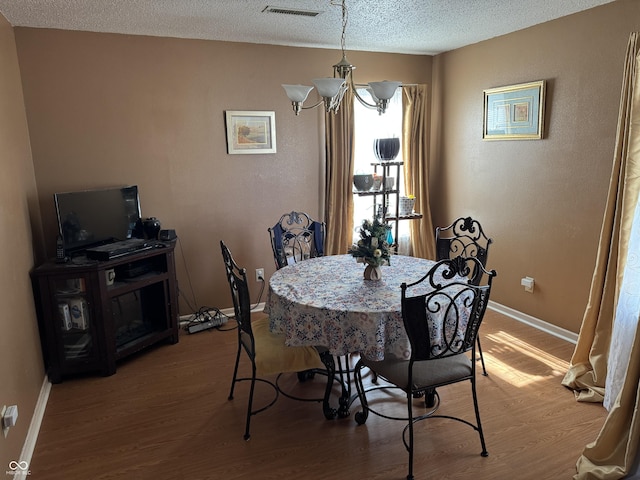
xmin=31 ymin=244 xmax=179 ymax=383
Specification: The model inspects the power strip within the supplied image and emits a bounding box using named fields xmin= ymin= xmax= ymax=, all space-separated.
xmin=186 ymin=314 xmax=227 ymax=334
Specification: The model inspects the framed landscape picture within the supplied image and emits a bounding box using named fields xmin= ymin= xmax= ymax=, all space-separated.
xmin=483 ymin=81 xmax=546 ymax=140
xmin=225 ymin=110 xmax=277 ymax=154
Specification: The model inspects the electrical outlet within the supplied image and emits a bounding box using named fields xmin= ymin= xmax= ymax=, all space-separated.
xmin=255 ymin=268 xmax=265 ymax=282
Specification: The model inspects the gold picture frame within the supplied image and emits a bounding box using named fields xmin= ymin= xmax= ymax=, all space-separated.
xmin=483 ymin=81 xmax=546 ymax=140
xmin=225 ymin=110 xmax=277 ymax=154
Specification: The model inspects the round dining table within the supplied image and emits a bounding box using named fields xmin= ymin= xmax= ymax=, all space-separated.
xmin=265 ymin=254 xmax=441 ymax=418
xmin=266 ymin=254 xmax=438 ymax=362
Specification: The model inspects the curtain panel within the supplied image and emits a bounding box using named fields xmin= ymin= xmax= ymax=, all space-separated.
xmin=402 ymin=85 xmax=436 ymax=260
xmin=324 ymin=89 xmax=355 ymax=256
xmin=562 ymin=32 xmax=640 ymax=480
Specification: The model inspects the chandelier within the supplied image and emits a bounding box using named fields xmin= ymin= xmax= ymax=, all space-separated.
xmin=282 ymin=0 xmax=401 ymax=116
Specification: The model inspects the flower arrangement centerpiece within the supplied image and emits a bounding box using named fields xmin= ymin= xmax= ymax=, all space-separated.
xmin=348 ymin=218 xmax=392 ymax=280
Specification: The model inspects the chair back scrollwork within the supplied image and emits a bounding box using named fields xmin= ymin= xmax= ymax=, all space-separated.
xmin=220 ymin=240 xmax=253 ymax=342
xmin=268 ymin=211 xmax=325 ymax=269
xmin=401 ymin=256 xmax=496 ymax=362
xmin=435 ymin=216 xmax=493 ymax=285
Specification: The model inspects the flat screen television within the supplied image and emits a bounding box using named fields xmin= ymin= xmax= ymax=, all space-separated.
xmin=54 ymin=185 xmax=142 ymax=255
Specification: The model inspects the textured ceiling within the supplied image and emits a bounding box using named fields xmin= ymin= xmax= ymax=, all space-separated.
xmin=0 ymin=0 xmax=617 ymax=55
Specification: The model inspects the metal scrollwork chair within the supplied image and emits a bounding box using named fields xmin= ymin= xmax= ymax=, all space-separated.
xmin=268 ymin=211 xmax=325 ymax=270
xmin=353 ymin=256 xmax=497 ymax=480
xmin=220 ymin=240 xmax=325 ymax=440
xmin=435 ymin=216 xmax=493 ymax=375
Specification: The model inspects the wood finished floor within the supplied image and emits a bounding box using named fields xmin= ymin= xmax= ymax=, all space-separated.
xmin=30 ymin=309 xmax=606 ymax=479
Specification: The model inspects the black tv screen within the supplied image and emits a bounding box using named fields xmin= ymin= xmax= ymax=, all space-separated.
xmin=54 ymin=186 xmax=142 ymax=254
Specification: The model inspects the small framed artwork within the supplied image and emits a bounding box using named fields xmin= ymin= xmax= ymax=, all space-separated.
xmin=483 ymin=80 xmax=546 ymax=140
xmin=225 ymin=110 xmax=277 ymax=154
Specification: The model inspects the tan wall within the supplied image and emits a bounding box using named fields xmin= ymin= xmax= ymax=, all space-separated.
xmin=0 ymin=14 xmax=45 ymax=469
xmin=432 ymin=0 xmax=640 ymax=332
xmin=0 ymin=0 xmax=637 ymax=463
xmin=14 ymin=28 xmax=432 ymax=314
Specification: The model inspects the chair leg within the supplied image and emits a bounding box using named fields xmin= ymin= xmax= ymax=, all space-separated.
xmin=471 ymin=377 xmax=488 ymax=457
xmin=244 ymin=365 xmax=258 ymax=441
xmin=228 ymin=344 xmax=242 ymax=400
xmin=406 ymin=391 xmax=415 ymax=480
xmin=353 ymin=361 xmax=370 ymax=425
xmin=477 ymin=337 xmax=487 ymax=376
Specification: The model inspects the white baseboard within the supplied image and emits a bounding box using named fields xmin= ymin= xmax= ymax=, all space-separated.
xmin=488 ymin=300 xmax=578 ymax=344
xmin=16 ymin=375 xmax=50 ymax=479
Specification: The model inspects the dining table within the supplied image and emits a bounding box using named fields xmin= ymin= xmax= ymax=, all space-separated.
xmin=265 ymin=253 xmax=450 ymax=419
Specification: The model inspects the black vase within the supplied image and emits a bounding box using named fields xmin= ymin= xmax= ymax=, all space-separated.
xmin=374 ymin=137 xmax=400 ymax=161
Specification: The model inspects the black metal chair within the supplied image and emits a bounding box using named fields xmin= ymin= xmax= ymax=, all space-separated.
xmin=220 ymin=240 xmax=325 ymax=440
xmin=353 ymin=256 xmax=496 ymax=480
xmin=268 ymin=211 xmax=325 ymax=270
xmin=435 ymin=216 xmax=493 ymax=375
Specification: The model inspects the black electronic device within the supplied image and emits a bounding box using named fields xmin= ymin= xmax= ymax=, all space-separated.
xmin=85 ymin=238 xmax=152 ymax=261
xmin=54 ymin=186 xmax=142 ymax=255
xmin=55 ymin=234 xmax=67 ymax=263
xmin=159 ymin=229 xmax=177 ymax=241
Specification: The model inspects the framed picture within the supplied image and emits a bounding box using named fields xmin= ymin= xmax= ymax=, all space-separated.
xmin=483 ymin=81 xmax=546 ymax=140
xmin=225 ymin=110 xmax=277 ymax=154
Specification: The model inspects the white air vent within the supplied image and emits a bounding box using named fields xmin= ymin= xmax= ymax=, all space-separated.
xmin=262 ymin=6 xmax=323 ymax=17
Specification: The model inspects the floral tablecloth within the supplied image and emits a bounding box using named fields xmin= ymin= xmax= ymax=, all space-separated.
xmin=265 ymin=254 xmax=441 ymax=361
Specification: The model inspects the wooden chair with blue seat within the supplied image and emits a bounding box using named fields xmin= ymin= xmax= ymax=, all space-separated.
xmin=220 ymin=240 xmax=325 ymax=440
xmin=435 ymin=216 xmax=493 ymax=375
xmin=353 ymin=256 xmax=497 ymax=480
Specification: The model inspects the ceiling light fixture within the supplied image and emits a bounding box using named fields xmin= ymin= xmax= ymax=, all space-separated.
xmin=282 ymin=0 xmax=401 ymax=116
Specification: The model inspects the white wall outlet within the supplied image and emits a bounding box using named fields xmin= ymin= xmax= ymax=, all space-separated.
xmin=255 ymin=268 xmax=265 ymax=282
xmin=521 ymin=276 xmax=535 ymax=293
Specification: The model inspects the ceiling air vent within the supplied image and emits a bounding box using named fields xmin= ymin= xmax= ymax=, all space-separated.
xmin=262 ymin=6 xmax=323 ymax=17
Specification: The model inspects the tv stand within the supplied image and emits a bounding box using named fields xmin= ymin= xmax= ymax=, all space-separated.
xmin=31 ymin=244 xmax=179 ymax=383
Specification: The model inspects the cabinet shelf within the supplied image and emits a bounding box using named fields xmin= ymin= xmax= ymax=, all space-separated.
xmin=107 ymin=271 xmax=169 ymax=297
xmin=31 ymin=244 xmax=179 ymax=383
xmin=385 ymin=213 xmax=423 ymax=221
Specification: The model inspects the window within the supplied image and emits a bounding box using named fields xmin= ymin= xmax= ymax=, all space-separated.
xmin=353 ymin=89 xmax=409 ymax=251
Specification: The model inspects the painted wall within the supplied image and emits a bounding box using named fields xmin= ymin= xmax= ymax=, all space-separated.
xmin=431 ymin=0 xmax=640 ymax=332
xmin=13 ymin=29 xmax=432 ymax=317
xmin=0 ymin=14 xmax=45 ymax=470
xmin=2 ymin=0 xmax=638 ymax=462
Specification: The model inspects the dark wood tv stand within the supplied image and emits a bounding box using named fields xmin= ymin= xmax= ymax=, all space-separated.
xmin=31 ymin=243 xmax=179 ymax=383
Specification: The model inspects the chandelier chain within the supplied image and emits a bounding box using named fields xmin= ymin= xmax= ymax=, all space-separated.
xmin=330 ymin=0 xmax=348 ymax=57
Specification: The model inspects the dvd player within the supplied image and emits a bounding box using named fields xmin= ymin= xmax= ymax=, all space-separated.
xmin=85 ymin=239 xmax=153 ymax=260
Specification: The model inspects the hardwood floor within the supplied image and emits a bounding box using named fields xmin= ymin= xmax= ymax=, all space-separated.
xmin=30 ymin=309 xmax=606 ymax=479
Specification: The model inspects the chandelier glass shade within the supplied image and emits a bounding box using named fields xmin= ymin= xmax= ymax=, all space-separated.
xmin=282 ymin=0 xmax=401 ymax=116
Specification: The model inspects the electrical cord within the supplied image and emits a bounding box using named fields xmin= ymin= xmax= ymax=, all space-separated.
xmin=176 ymin=236 xmax=199 ymax=312
xmin=251 ymin=276 xmax=265 ymax=310
xmin=175 ymin=236 xmax=266 ymax=333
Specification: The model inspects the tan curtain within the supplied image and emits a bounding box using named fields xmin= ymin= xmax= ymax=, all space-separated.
xmin=402 ymin=85 xmax=435 ymax=259
xmin=324 ymin=89 xmax=355 ymax=255
xmin=561 ymin=32 xmax=640 ymax=480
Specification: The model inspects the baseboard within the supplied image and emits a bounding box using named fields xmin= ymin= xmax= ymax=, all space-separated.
xmin=488 ymin=301 xmax=578 ymax=344
xmin=16 ymin=375 xmax=50 ymax=479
